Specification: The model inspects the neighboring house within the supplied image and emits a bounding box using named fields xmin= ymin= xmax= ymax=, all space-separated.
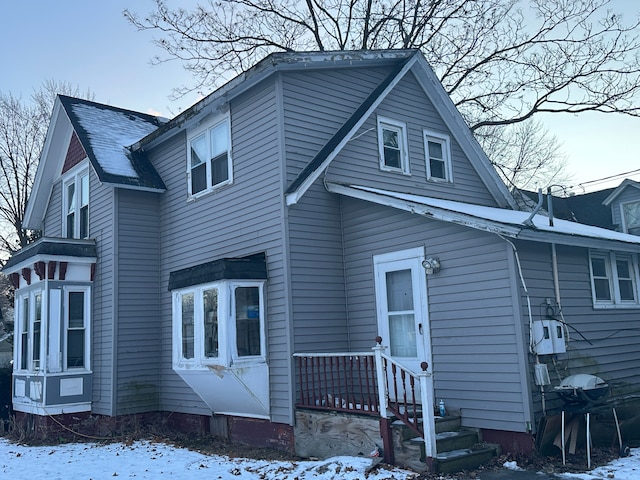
xmin=3 ymin=49 xmax=640 ymax=470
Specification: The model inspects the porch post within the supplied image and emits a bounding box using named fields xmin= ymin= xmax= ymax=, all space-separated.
xmin=419 ymin=362 xmax=437 ymax=460
xmin=373 ymin=338 xmax=393 ymax=463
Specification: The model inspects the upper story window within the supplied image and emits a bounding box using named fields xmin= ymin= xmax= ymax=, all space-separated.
xmin=63 ymin=167 xmax=89 ymax=239
xmin=188 ymin=116 xmax=232 ymax=196
xmin=173 ymin=280 xmax=265 ymax=367
xmin=377 ymin=116 xmax=410 ymax=174
xmin=589 ymin=251 xmax=639 ymax=308
xmin=424 ymin=130 xmax=452 ymax=182
xmin=17 ymin=290 xmax=42 ymax=372
xmin=621 ymin=200 xmax=640 ymax=235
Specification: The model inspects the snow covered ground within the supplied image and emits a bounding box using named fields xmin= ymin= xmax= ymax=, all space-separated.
xmin=0 ymin=437 xmax=639 ymax=479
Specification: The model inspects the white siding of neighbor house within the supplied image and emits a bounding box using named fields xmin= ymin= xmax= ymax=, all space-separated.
xmin=114 ymin=188 xmax=162 ymax=415
xmin=515 ymin=241 xmax=640 ymax=422
xmin=325 ymin=71 xmax=499 ymax=206
xmin=149 ymin=78 xmax=292 ymax=423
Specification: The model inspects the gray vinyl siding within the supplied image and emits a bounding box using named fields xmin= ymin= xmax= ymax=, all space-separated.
xmin=515 ymin=241 xmax=640 ymax=422
xmin=114 ymin=188 xmax=161 ymax=414
xmin=288 ymin=183 xmax=349 ymax=352
xmin=326 ymin=71 xmax=498 ymax=206
xmin=43 ymin=181 xmax=62 ymax=236
xmin=150 ymin=79 xmax=292 ymax=422
xmin=339 ymin=196 xmax=532 ymax=433
xmin=89 ymin=172 xmax=115 ymax=415
xmin=282 ymin=67 xmax=388 ymax=184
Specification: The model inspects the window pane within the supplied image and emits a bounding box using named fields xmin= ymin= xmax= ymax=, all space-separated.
xmin=210 ymin=123 xmax=229 ymax=158
xmin=33 ymin=293 xmax=42 ymax=367
xmin=69 ymin=292 xmax=85 ymax=328
xmin=67 ymin=330 xmax=85 ymax=367
xmin=389 ymin=314 xmax=417 ymax=357
xmin=191 ymin=162 xmax=207 ymax=194
xmin=190 ymin=134 xmax=207 ymax=167
xmin=623 ymin=202 xmax=640 ymax=232
xmin=619 ymin=279 xmax=635 ymax=301
xmin=594 ymin=279 xmax=612 ymax=301
xmin=67 ymin=183 xmax=76 ymax=213
xmin=181 ymin=293 xmax=195 ymax=359
xmin=80 ymin=173 xmax=89 ymax=206
xmin=382 ymin=128 xmax=401 ymax=169
xmin=203 ymin=288 xmax=218 ymax=358
xmin=428 ymin=140 xmax=443 ymax=160
xmin=386 ymin=270 xmax=413 ymax=311
xmin=616 ymin=259 xmax=636 ymax=301
xmin=211 ymin=152 xmax=229 ymax=186
xmin=21 ymin=297 xmax=29 ymax=370
xmin=591 ymin=257 xmax=607 ymax=277
xmin=236 ymin=287 xmax=261 ymax=357
xmin=430 ymin=159 xmax=445 ymax=179
xmin=80 ymin=205 xmax=89 ymax=239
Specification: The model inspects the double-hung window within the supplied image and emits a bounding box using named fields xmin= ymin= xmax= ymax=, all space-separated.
xmin=188 ymin=117 xmax=232 ymax=196
xmin=589 ymin=251 xmax=639 ymax=307
xmin=377 ymin=117 xmax=410 ymax=174
xmin=65 ymin=288 xmax=90 ymax=369
xmin=621 ymin=201 xmax=640 ymax=235
xmin=424 ymin=130 xmax=452 ymax=182
xmin=63 ymin=168 xmax=89 ymax=239
xmin=16 ymin=290 xmax=43 ymax=372
xmin=173 ymin=281 xmax=264 ymax=367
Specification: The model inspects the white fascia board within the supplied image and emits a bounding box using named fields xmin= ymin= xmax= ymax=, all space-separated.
xmin=325 ymin=182 xmax=521 ymax=237
xmin=24 ymin=99 xmax=73 ymax=229
xmin=410 ymin=56 xmax=517 ymax=210
xmin=285 ymin=55 xmax=419 ymax=206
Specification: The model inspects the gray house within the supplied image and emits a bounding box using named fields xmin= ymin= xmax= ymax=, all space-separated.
xmin=4 ymin=49 xmax=640 ymax=470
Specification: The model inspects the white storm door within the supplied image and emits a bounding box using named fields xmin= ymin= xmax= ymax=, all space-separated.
xmin=374 ymin=248 xmax=431 ymax=377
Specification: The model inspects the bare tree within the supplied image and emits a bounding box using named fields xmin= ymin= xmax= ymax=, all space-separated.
xmin=477 ymin=120 xmax=571 ymax=190
xmin=0 ymin=81 xmax=92 ymax=258
xmin=124 ymin=0 xmax=640 ymax=133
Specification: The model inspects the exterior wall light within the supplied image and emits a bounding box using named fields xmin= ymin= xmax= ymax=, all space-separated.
xmin=422 ymin=257 xmax=441 ymax=274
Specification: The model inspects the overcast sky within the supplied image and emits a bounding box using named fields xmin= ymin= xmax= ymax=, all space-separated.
xmin=1 ymin=0 xmax=639 ymax=192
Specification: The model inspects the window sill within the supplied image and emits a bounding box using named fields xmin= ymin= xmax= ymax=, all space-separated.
xmin=592 ymin=303 xmax=640 ymax=309
xmin=187 ymin=181 xmax=233 ymax=202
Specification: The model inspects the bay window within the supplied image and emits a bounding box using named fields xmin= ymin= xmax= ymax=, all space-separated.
xmin=173 ymin=281 xmax=264 ymax=366
xmin=66 ymin=289 xmax=89 ymax=369
xmin=16 ymin=290 xmax=43 ymax=372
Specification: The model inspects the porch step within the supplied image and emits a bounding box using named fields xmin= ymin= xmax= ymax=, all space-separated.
xmin=434 ymin=443 xmax=501 ymax=474
xmin=394 ymin=412 xmax=500 ymax=474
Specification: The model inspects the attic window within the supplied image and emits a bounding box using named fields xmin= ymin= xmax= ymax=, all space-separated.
xmin=621 ymin=201 xmax=640 ymax=235
xmin=424 ymin=130 xmax=452 ymax=182
xmin=377 ymin=117 xmax=409 ymax=174
xmin=63 ymin=166 xmax=89 ymax=239
xmin=187 ymin=116 xmax=232 ymax=196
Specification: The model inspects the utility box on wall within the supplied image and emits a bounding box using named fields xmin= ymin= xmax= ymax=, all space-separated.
xmin=532 ymin=320 xmax=566 ymax=355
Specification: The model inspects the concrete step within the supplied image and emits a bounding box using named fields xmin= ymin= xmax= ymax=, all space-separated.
xmin=435 ymin=429 xmax=479 ymax=453
xmin=435 ymin=413 xmax=461 ymax=433
xmin=434 ymin=443 xmax=501 ymax=474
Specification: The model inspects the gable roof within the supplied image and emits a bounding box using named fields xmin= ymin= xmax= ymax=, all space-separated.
xmin=130 ymin=49 xmax=516 ymax=210
xmin=517 ymin=188 xmax=616 ymax=230
xmin=602 ymin=179 xmax=640 ymax=206
xmin=25 ymin=96 xmax=167 ymax=230
xmin=327 ymin=182 xmax=640 ymax=253
xmin=58 ymin=95 xmax=166 ymax=190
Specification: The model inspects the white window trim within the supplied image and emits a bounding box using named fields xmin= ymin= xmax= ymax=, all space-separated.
xmin=63 ymin=286 xmax=91 ymax=371
xmin=619 ymin=200 xmax=640 ymax=234
xmin=62 ymin=164 xmax=90 ymax=239
xmin=423 ymin=129 xmax=452 ymax=182
xmin=172 ymin=280 xmax=265 ymax=368
xmin=377 ymin=116 xmax=410 ymax=175
xmin=186 ymin=115 xmax=233 ymax=198
xmin=14 ymin=289 xmax=45 ymax=373
xmin=589 ymin=251 xmax=640 ymax=308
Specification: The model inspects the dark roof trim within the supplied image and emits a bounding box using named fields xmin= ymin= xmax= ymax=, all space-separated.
xmin=168 ymin=252 xmax=268 ymax=291
xmin=2 ymin=238 xmax=97 ymax=272
xmin=284 ymin=53 xmax=416 ymax=197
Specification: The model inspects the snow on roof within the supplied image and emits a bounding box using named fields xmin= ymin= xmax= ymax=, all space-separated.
xmin=327 ymin=183 xmax=640 ymax=250
xmin=71 ymin=102 xmax=159 ymax=178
